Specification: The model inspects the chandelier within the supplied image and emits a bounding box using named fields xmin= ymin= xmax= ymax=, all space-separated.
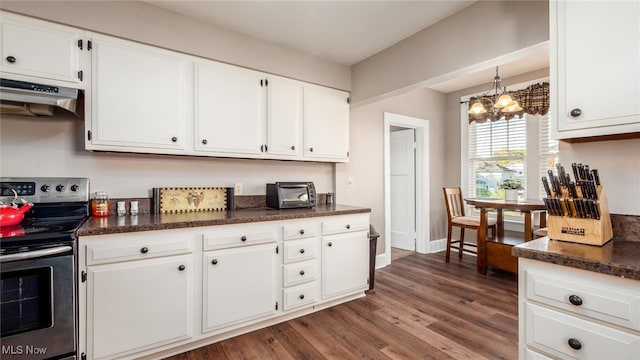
xmin=468 ymin=66 xmax=523 ymax=122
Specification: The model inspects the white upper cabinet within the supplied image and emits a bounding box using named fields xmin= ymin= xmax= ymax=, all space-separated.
xmin=552 ymin=0 xmax=640 ymax=139
xmin=0 ymin=11 xmax=85 ymax=86
xmin=195 ymin=60 xmax=264 ymax=156
xmin=86 ymin=32 xmax=190 ymax=153
xmin=265 ymin=75 xmax=303 ymax=158
xmin=303 ymin=84 xmax=350 ymax=161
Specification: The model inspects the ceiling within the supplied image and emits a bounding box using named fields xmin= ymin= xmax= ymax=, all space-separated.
xmin=145 ymin=0 xmax=549 ymax=93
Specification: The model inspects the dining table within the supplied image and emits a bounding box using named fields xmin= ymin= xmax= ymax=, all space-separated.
xmin=464 ymin=198 xmax=547 ymax=274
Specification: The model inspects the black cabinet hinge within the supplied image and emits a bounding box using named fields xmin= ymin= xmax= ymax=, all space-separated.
xmin=78 ymin=39 xmax=83 ymax=50
xmin=260 ymin=79 xmax=264 ymax=87
xmin=347 ymin=151 xmax=350 ymax=158
xmin=275 ymin=245 xmax=279 ymax=254
xmin=87 ymin=130 xmax=92 ymax=141
xmin=81 ymin=353 xmax=86 ymax=360
xmin=81 ymin=271 xmax=87 ymax=283
xmin=265 ymin=79 xmax=268 ymax=86
xmin=265 ymin=144 xmax=268 ymax=152
xmin=347 ymin=97 xmax=350 ymax=104
xmin=78 ymin=70 xmax=83 ymax=81
xmin=87 ymin=40 xmax=92 ymax=51
xmin=275 ymin=301 xmax=278 ymax=310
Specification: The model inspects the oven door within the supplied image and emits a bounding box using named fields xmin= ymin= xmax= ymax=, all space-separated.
xmin=1 ymin=247 xmax=75 ymax=360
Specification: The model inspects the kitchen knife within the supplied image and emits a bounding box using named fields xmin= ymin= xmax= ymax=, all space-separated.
xmin=556 ymin=163 xmax=565 ymax=187
xmin=568 ymin=181 xmax=578 ymax=198
xmin=592 ymin=169 xmax=601 ymax=186
xmin=564 ymin=198 xmax=573 ymax=217
xmin=542 ymin=177 xmax=552 ymax=198
xmin=572 ymin=162 xmax=580 ymax=181
xmin=583 ymin=199 xmax=593 ymax=219
xmin=547 ymin=170 xmax=558 ymax=197
xmin=584 ymin=165 xmax=591 ymax=181
xmin=592 ymin=200 xmax=601 ymax=220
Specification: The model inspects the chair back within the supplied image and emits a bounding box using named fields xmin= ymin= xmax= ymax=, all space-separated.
xmin=443 ymin=187 xmax=466 ymax=220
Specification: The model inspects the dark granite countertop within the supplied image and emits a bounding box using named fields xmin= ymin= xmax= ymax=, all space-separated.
xmin=77 ymin=204 xmax=371 ymax=237
xmin=512 ymin=237 xmax=640 ymax=280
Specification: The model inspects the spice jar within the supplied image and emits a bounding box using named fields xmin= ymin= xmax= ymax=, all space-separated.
xmin=91 ymin=191 xmax=110 ymax=217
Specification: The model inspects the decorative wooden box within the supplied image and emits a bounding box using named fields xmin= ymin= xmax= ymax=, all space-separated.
xmin=152 ymin=187 xmax=227 ymax=214
xmin=547 ymin=186 xmax=613 ymax=246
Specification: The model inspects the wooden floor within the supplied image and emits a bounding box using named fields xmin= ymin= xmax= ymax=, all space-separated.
xmin=166 ymin=252 xmax=518 ymax=360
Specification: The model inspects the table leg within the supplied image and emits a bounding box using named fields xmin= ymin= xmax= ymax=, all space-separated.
xmin=539 ymin=211 xmax=547 ymax=228
xmin=523 ymin=210 xmax=533 ymax=242
xmin=477 ymin=207 xmax=487 ymax=274
xmin=496 ymin=209 xmax=504 ymax=238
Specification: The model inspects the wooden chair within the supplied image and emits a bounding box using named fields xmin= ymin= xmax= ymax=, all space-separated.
xmin=443 ymin=187 xmax=497 ymax=262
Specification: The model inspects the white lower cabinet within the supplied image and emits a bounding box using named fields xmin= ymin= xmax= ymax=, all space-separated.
xmin=321 ymin=215 xmax=370 ymax=300
xmin=518 ymin=258 xmax=640 ymax=360
xmin=86 ymin=255 xmax=193 ymax=360
xmin=79 ymin=212 xmax=370 ymax=359
xmin=203 ymin=243 xmax=279 ymax=332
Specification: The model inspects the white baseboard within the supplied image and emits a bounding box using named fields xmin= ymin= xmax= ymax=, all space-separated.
xmin=426 ymin=238 xmax=447 ymax=253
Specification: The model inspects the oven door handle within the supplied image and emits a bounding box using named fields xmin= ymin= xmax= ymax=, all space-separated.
xmin=0 ymin=246 xmax=73 ymax=262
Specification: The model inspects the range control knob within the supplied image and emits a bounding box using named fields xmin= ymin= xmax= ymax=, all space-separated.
xmin=70 ymin=184 xmax=80 ymax=192
xmin=56 ymin=185 xmax=65 ymax=192
xmin=41 ymin=184 xmax=51 ymax=192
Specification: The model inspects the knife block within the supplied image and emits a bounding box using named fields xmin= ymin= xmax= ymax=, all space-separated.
xmin=547 ymin=186 xmax=613 ymax=246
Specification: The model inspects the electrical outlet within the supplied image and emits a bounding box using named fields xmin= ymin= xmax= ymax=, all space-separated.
xmin=234 ymin=183 xmax=243 ymax=195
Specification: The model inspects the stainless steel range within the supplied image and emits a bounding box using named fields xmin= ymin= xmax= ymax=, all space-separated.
xmin=1 ymin=177 xmax=90 ymax=360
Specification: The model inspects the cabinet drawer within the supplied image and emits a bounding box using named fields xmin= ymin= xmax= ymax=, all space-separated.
xmin=203 ymin=224 xmax=277 ymax=250
xmin=283 ymin=261 xmax=317 ymax=287
xmin=283 ymin=222 xmax=319 ymax=240
xmin=283 ymin=238 xmax=317 ymax=264
xmin=525 ymin=303 xmax=640 ymax=359
xmin=85 ymin=232 xmax=192 ymax=265
xmin=322 ymin=214 xmax=369 ymax=235
xmin=283 ymin=282 xmax=316 ymax=311
xmin=524 ymin=263 xmax=640 ymax=331
xmin=525 ymin=348 xmax=554 ymax=360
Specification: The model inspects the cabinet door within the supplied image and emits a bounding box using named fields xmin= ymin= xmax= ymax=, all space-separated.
xmin=303 ymin=85 xmax=350 ymax=162
xmin=266 ymin=76 xmax=302 ymax=158
xmin=553 ymin=1 xmax=640 ymax=138
xmin=203 ymin=243 xmax=278 ymax=332
xmin=86 ymin=255 xmax=192 ymax=360
xmin=195 ymin=60 xmax=264 ymax=155
xmin=321 ymin=231 xmax=369 ymax=299
xmin=87 ymin=33 xmax=189 ymax=152
xmin=0 ymin=12 xmax=82 ymax=85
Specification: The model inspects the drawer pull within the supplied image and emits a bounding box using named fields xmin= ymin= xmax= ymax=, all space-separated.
xmin=299 ymin=270 xmax=305 ymax=276
xmin=299 ymin=229 xmax=305 ymax=235
xmin=328 ymin=242 xmax=333 ymax=247
xmin=241 ymin=236 xmax=247 ymax=242
xmin=568 ymin=338 xmax=582 ymax=350
xmin=299 ymin=294 xmax=305 ymax=300
xmin=6 ymin=56 xmax=16 ymax=63
xmin=178 ymin=265 xmax=186 ymax=271
xmin=346 ymin=224 xmax=351 ymax=229
xmin=299 ymin=248 xmax=305 ymax=254
xmin=568 ymin=295 xmax=583 ymax=306
xmin=140 ymin=247 xmax=149 ymax=254
xmin=211 ymin=259 xmax=218 ymax=265
xmin=570 ymin=108 xmax=582 ymax=117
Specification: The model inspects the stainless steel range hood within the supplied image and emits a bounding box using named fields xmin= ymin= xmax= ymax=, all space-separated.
xmin=0 ymin=78 xmax=79 ymax=116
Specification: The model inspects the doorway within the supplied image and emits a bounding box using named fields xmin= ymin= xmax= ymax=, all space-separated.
xmin=390 ymin=127 xmax=416 ymax=253
xmin=382 ymin=112 xmax=430 ymax=268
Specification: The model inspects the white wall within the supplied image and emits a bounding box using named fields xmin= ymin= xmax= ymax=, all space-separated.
xmin=558 ymin=139 xmax=640 ymax=215
xmin=0 ymin=117 xmax=334 ymax=198
xmin=336 ymin=88 xmax=446 ymax=251
xmin=350 ymin=0 xmax=549 ymax=105
xmin=0 ymin=1 xmax=348 ymax=198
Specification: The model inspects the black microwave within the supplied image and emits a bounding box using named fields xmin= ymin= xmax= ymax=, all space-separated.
xmin=266 ymin=182 xmax=316 ymax=209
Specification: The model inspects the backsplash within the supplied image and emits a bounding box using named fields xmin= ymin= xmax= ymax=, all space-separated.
xmin=611 ymin=214 xmax=640 ymax=242
xmin=106 ymin=193 xmax=329 ymax=215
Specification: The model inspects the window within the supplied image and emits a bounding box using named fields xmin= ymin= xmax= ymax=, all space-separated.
xmin=467 ymin=115 xmax=527 ymax=200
